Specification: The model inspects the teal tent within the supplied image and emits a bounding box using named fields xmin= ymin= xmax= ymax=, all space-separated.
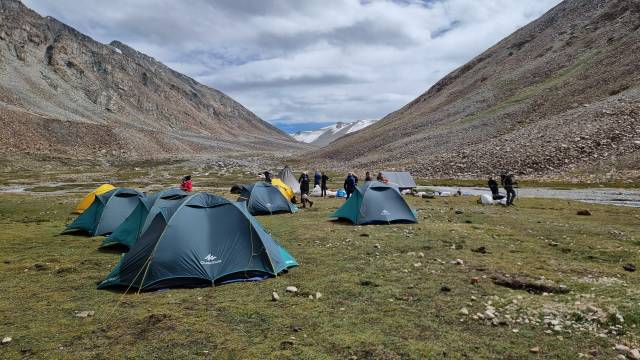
xmin=100 ymin=188 xmax=189 ymax=250
xmin=331 ymin=181 xmax=417 ymax=225
xmin=231 ymin=182 xmax=297 ymax=215
xmin=63 ymin=188 xmax=145 ymax=236
xmin=98 ymin=193 xmax=298 ymax=291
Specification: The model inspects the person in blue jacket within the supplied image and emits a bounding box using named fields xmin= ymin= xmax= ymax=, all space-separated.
xmin=314 ymin=170 xmax=322 ymax=189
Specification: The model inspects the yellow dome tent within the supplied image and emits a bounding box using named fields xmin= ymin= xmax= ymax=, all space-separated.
xmin=271 ymin=178 xmax=295 ymax=202
xmin=73 ymin=184 xmax=116 ymax=214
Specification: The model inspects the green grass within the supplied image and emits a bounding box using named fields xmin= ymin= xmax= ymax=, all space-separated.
xmin=0 ymin=191 xmax=639 ymax=359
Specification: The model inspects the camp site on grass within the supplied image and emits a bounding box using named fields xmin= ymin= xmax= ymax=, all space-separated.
xmin=97 ymin=193 xmax=298 ymax=291
xmin=231 ymin=182 xmax=297 ymax=215
xmin=332 ymin=181 xmax=418 ymax=225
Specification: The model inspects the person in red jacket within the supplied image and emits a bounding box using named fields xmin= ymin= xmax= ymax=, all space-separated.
xmin=180 ymin=175 xmax=193 ymax=192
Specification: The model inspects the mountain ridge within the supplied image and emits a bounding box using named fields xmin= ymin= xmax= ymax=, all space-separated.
xmin=292 ymin=119 xmax=378 ymax=146
xmin=0 ymin=0 xmax=304 ymax=159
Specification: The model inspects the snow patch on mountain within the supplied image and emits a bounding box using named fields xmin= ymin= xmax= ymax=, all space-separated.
xmin=292 ymin=119 xmax=378 ymax=146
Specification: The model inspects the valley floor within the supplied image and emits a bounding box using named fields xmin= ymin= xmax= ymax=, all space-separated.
xmin=0 ymin=182 xmax=639 ymax=359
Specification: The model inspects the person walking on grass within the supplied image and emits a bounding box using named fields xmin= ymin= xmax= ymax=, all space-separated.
xmin=503 ymin=173 xmax=516 ymax=206
xmin=343 ymin=172 xmax=356 ymax=199
xmin=321 ymin=172 xmax=330 ymax=198
xmin=488 ymin=176 xmax=504 ymax=200
xmin=298 ymin=171 xmax=313 ymax=208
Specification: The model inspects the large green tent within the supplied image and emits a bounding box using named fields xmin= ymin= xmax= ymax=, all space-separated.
xmin=331 ymin=181 xmax=418 ymax=225
xmin=98 ymin=193 xmax=298 ymax=291
xmin=63 ymin=188 xmax=145 ymax=236
xmin=100 ymin=188 xmax=189 ymax=250
xmin=231 ymin=182 xmax=297 ymax=215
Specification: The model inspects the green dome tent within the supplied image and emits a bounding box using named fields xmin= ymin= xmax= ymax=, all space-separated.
xmin=63 ymin=188 xmax=145 ymax=236
xmin=331 ymin=181 xmax=418 ymax=225
xmin=231 ymin=182 xmax=297 ymax=215
xmin=98 ymin=193 xmax=298 ymax=291
xmin=100 ymin=188 xmax=190 ymax=250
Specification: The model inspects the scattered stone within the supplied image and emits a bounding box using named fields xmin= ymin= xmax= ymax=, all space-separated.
xmin=459 ymin=308 xmax=469 ymax=315
xmin=272 ymin=292 xmax=280 ymax=301
xmin=315 ymin=292 xmax=322 ymax=299
xmin=2 ymin=337 xmax=12 ymax=344
xmin=440 ymin=285 xmax=451 ymax=292
xmin=529 ymin=346 xmax=540 ymax=354
xmin=413 ymin=262 xmax=422 ymax=268
xmin=285 ymin=286 xmax=298 ymax=293
xmin=33 ymin=263 xmax=48 ymax=271
xmin=470 ymin=277 xmax=480 ymax=285
xmin=454 ymin=209 xmax=464 ymax=215
xmin=308 ymin=295 xmax=314 ymax=299
xmin=623 ymin=263 xmax=636 ymax=272
xmin=417 ymin=252 xmax=425 ymax=258
xmin=615 ymin=344 xmax=630 ymax=354
xmin=471 ymin=246 xmax=487 ymax=254
xmin=373 ymin=243 xmax=380 ymax=249
xmin=74 ymin=311 xmax=94 ymax=318
xmin=492 ymin=274 xmax=570 ymax=294
xmin=483 ymin=310 xmax=496 ymax=319
xmin=628 ymin=349 xmax=640 ymax=360
xmin=576 ymin=210 xmax=592 ymax=216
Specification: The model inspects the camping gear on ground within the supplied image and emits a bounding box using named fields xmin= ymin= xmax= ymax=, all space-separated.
xmin=380 ymin=171 xmax=416 ymax=191
xmin=336 ymin=189 xmax=347 ymax=198
xmin=101 ymin=188 xmax=190 ymax=250
xmin=271 ymin=178 xmax=295 ymax=201
xmin=311 ymin=185 xmax=322 ymax=197
xmin=231 ymin=182 xmax=297 ymax=215
xmin=64 ymin=188 xmax=145 ymax=236
xmin=97 ymin=193 xmax=298 ymax=291
xmin=479 ymin=194 xmax=507 ymax=205
xmin=73 ymin=184 xmax=116 ymax=214
xmin=331 ymin=181 xmax=418 ymax=225
xmin=278 ymin=165 xmax=300 ymax=194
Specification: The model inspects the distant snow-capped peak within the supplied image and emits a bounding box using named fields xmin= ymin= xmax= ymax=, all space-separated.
xmin=292 ymin=119 xmax=378 ymax=146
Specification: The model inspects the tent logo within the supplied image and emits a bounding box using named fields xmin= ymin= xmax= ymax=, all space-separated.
xmin=381 ymin=209 xmax=391 ymax=216
xmin=201 ymin=254 xmax=222 ymax=265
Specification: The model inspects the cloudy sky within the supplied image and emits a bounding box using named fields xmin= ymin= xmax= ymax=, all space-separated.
xmin=24 ymin=0 xmax=561 ymax=132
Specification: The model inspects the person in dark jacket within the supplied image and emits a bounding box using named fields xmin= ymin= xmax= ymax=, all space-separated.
xmin=299 ymin=172 xmax=313 ymax=207
xmin=263 ymin=171 xmax=272 ymax=184
xmin=503 ymin=173 xmax=516 ymax=205
xmin=487 ymin=177 xmax=504 ymax=200
xmin=321 ymin=172 xmax=330 ymax=197
xmin=314 ymin=170 xmax=321 ymax=189
xmin=343 ymin=172 xmax=356 ymax=199
xmin=365 ymin=171 xmax=373 ymax=182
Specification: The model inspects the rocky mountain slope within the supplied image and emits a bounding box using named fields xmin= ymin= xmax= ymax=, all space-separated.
xmin=292 ymin=119 xmax=378 ymax=147
xmin=0 ymin=0 xmax=304 ymax=159
xmin=316 ymin=0 xmax=640 ymax=181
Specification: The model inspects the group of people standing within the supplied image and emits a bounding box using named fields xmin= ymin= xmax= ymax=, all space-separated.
xmin=488 ymin=173 xmax=517 ymax=206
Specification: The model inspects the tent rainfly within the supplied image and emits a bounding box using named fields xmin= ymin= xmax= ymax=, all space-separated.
xmin=100 ymin=188 xmax=190 ymax=250
xmin=331 ymin=181 xmax=417 ymax=225
xmin=231 ymin=182 xmax=297 ymax=215
xmin=74 ymin=184 xmax=116 ymax=214
xmin=277 ymin=165 xmax=300 ymax=194
xmin=380 ymin=171 xmax=417 ymax=190
xmin=97 ymin=193 xmax=298 ymax=291
xmin=64 ymin=188 xmax=145 ymax=236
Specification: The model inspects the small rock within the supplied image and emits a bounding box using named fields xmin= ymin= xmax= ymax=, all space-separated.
xmin=471 ymin=246 xmax=487 ymax=254
xmin=628 ymin=349 xmax=640 ymax=360
xmin=484 ymin=310 xmax=496 ymax=319
xmin=417 ymin=252 xmax=425 ymax=258
xmin=315 ymin=292 xmax=322 ymax=299
xmin=615 ymin=344 xmax=630 ymax=354
xmin=373 ymin=243 xmax=380 ymax=249
xmin=74 ymin=311 xmax=94 ymax=318
xmin=455 ymin=209 xmax=464 ymax=214
xmin=470 ymin=277 xmax=480 ymax=285
xmin=452 ymin=259 xmax=464 ymax=265
xmin=272 ymin=292 xmax=280 ymax=301
xmin=2 ymin=337 xmax=12 ymax=344
xmin=308 ymin=295 xmax=314 ymax=299
xmin=285 ymin=286 xmax=298 ymax=293
xmin=440 ymin=285 xmax=451 ymax=292
xmin=459 ymin=308 xmax=469 ymax=315
xmin=413 ymin=262 xmax=422 ymax=268
xmin=623 ymin=263 xmax=636 ymax=272
xmin=617 ymin=355 xmax=628 ymax=360
xmin=529 ymin=346 xmax=540 ymax=354
xmin=576 ymin=210 xmax=592 ymax=216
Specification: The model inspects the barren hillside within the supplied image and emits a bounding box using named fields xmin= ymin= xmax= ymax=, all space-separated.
xmin=317 ymin=0 xmax=640 ymax=181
